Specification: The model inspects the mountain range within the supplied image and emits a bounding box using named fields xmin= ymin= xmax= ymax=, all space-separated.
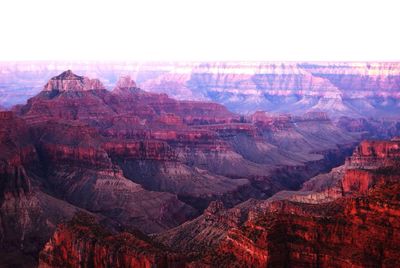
xmin=1 ymin=62 xmax=400 ymax=118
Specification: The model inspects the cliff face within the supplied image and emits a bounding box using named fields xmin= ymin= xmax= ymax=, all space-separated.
xmin=212 ymin=186 xmax=400 ymax=267
xmin=0 ymin=112 xmax=88 ymax=267
xmin=341 ymin=139 xmax=400 ymax=194
xmin=346 ymin=140 xmax=400 ymax=167
xmin=39 ymin=213 xmax=186 ymax=268
xmin=155 ymin=138 xmax=400 ymax=267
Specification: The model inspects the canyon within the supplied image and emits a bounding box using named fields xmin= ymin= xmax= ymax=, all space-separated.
xmin=0 ymin=69 xmax=399 ymax=267
xmin=38 ymin=137 xmax=400 ymax=267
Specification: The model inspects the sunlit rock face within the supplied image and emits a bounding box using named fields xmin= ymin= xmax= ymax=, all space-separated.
xmin=38 ymin=213 xmax=186 ymax=268
xmin=341 ymin=138 xmax=400 ymax=194
xmin=346 ymin=139 xmax=400 ymax=169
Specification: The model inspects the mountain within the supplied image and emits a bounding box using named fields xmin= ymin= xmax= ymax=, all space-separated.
xmin=1 ymin=61 xmax=400 ymax=118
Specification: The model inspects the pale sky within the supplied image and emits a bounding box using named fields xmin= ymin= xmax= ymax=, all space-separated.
xmin=0 ymin=0 xmax=399 ymax=61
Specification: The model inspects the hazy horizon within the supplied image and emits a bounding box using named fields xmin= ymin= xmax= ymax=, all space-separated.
xmin=0 ymin=0 xmax=399 ymax=61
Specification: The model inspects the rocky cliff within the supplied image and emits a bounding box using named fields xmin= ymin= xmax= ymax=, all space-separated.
xmin=39 ymin=213 xmax=186 ymax=268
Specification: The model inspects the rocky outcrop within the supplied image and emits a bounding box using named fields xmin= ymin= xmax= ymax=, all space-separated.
xmin=115 ymin=75 xmax=137 ymax=89
xmin=340 ymin=138 xmax=400 ymax=194
xmin=43 ymin=70 xmax=106 ymax=92
xmin=39 ymin=213 xmax=186 ymax=268
xmin=209 ymin=185 xmax=400 ymax=267
xmin=346 ymin=139 xmax=400 ymax=168
xmin=103 ymin=140 xmax=177 ymax=161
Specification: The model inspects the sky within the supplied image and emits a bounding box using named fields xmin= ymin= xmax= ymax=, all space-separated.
xmin=0 ymin=0 xmax=399 ymax=61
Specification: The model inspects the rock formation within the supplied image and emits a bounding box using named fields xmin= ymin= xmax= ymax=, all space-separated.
xmin=39 ymin=213 xmax=186 ymax=268
xmin=43 ymin=70 xmax=105 ymax=92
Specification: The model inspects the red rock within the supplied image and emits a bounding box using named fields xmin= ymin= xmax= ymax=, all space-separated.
xmin=346 ymin=140 xmax=400 ymax=168
xmin=355 ymin=140 xmax=400 ymax=158
xmin=210 ymin=185 xmax=400 ymax=267
xmin=40 ymin=143 xmax=113 ymax=167
xmin=0 ymin=111 xmax=13 ymax=120
xmin=103 ymin=140 xmax=177 ymax=161
xmin=342 ymin=169 xmax=375 ymax=194
xmin=194 ymin=123 xmax=259 ymax=138
xmin=250 ymin=112 xmax=293 ymax=131
xmin=39 ymin=213 xmax=186 ymax=268
xmin=157 ymin=113 xmax=183 ymax=126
